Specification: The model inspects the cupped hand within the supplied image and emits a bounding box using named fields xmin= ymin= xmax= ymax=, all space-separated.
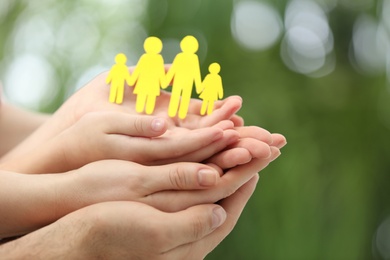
xmin=55 ymin=143 xmax=281 ymax=217
xmin=0 ymin=172 xmax=261 ymax=260
xmin=53 ymin=173 xmax=260 ymax=260
xmin=3 ymin=68 xmax=245 ymax=165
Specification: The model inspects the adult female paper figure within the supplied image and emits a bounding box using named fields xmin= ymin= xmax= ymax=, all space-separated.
xmin=129 ymin=37 xmax=165 ymax=114
xmin=199 ymin=63 xmax=224 ymax=115
xmin=106 ymin=53 xmax=131 ymax=104
xmin=164 ymin=35 xmax=202 ymax=119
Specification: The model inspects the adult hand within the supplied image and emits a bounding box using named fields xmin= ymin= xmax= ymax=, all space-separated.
xmin=54 ymin=143 xmax=281 ymax=217
xmin=0 ymin=144 xmax=280 ymax=237
xmin=0 ymin=175 xmax=258 ymax=260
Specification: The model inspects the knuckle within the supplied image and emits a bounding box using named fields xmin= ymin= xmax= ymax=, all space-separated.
xmin=133 ymin=117 xmax=146 ymax=134
xmin=168 ymin=165 xmax=190 ymax=189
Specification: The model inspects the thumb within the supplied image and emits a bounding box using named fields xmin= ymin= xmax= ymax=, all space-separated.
xmin=164 ymin=205 xmax=227 ymax=249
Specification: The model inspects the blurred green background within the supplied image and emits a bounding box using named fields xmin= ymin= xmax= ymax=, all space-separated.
xmin=1 ymin=0 xmax=390 ymax=259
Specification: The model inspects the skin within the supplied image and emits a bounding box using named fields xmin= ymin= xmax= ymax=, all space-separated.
xmin=0 ymin=71 xmax=280 ymax=174
xmin=0 ymin=65 xmax=287 ymax=259
xmin=0 ymin=156 xmax=278 ymax=259
xmin=0 ymin=101 xmax=48 ymax=158
xmin=0 ymin=112 xmax=241 ymax=174
xmin=0 ymin=146 xmax=281 ymax=238
xmin=0 ymin=68 xmax=246 ymax=163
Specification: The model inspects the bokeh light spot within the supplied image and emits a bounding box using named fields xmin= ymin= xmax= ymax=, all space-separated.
xmin=351 ymin=14 xmax=388 ymax=75
xmin=374 ymin=216 xmax=390 ymax=259
xmin=231 ymin=0 xmax=283 ymax=51
xmin=4 ymin=53 xmax=57 ymax=109
xmin=281 ymin=0 xmax=334 ymax=76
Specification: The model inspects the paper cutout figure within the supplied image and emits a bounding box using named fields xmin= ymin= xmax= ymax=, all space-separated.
xmin=129 ymin=37 xmax=165 ymax=114
xmin=164 ymin=35 xmax=202 ymax=119
xmin=199 ymin=63 xmax=224 ymax=115
xmin=106 ymin=53 xmax=132 ymax=104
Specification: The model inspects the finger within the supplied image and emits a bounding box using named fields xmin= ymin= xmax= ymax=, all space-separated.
xmin=161 ymin=204 xmax=227 ymax=254
xmin=169 ymin=174 xmax=259 ymax=259
xmin=235 ymin=126 xmax=273 ymax=145
xmin=151 ymin=129 xmax=240 ymax=165
xmin=205 ymin=147 xmax=252 ymax=170
xmin=199 ymin=96 xmax=243 ymax=127
xmin=212 ymin=120 xmax=235 ymax=130
xmin=231 ymin=115 xmax=244 ymax=126
xmin=271 ymin=133 xmax=287 ymax=149
xmin=213 ymin=147 xmax=279 ymax=199
xmin=143 ymin=163 xmax=221 ymax=192
xmin=100 ymin=112 xmax=168 ymax=137
xmin=229 ymin=138 xmax=272 ymax=159
xmin=143 ymin=147 xmax=281 ymax=213
xmin=125 ymin=127 xmax=225 ymax=163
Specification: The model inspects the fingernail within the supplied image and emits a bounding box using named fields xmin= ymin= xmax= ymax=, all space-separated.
xmin=198 ymin=169 xmax=218 ymax=186
xmin=270 ymin=149 xmax=281 ymax=162
xmin=151 ymin=118 xmax=165 ymax=132
xmin=212 ymin=207 xmax=227 ymax=229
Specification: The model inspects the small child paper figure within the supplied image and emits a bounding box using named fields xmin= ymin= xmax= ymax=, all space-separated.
xmin=129 ymin=36 xmax=166 ymax=114
xmin=164 ymin=35 xmax=202 ymax=119
xmin=199 ymin=62 xmax=224 ymax=115
xmin=106 ymin=53 xmax=132 ymax=104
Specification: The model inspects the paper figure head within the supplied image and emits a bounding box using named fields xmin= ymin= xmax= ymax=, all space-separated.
xmin=209 ymin=63 xmax=221 ymax=74
xmin=144 ymin=36 xmax=163 ymax=54
xmin=115 ymin=53 xmax=127 ymax=64
xmin=180 ymin=35 xmax=199 ymax=54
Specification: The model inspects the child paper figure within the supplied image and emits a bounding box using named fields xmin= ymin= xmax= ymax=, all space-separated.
xmin=106 ymin=53 xmax=132 ymax=104
xmin=129 ymin=37 xmax=166 ymax=114
xmin=164 ymin=35 xmax=202 ymax=119
xmin=199 ymin=63 xmax=224 ymax=115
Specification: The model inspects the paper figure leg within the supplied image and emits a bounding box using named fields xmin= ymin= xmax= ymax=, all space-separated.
xmin=145 ymin=95 xmax=156 ymax=115
xmin=168 ymin=89 xmax=181 ymax=118
xmin=109 ymin=85 xmax=118 ymax=103
xmin=136 ymin=93 xmax=147 ymax=113
xmin=116 ymin=85 xmax=124 ymax=104
xmin=178 ymin=91 xmax=191 ymax=119
xmin=200 ymin=100 xmax=208 ymax=115
xmin=207 ymin=101 xmax=214 ymax=115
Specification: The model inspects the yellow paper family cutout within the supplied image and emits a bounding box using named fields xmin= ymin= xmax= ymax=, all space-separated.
xmin=106 ymin=53 xmax=131 ymax=104
xmin=199 ymin=63 xmax=224 ymax=115
xmin=106 ymin=35 xmax=224 ymax=118
xmin=130 ymin=36 xmax=165 ymax=114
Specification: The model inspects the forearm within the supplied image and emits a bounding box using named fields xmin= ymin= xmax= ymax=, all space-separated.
xmin=0 ymin=212 xmax=89 ymax=259
xmin=0 ymin=136 xmax=68 ymax=174
xmin=0 ymin=102 xmax=49 ymax=158
xmin=0 ymin=110 xmax=72 ymax=165
xmin=0 ymin=170 xmax=68 ymax=238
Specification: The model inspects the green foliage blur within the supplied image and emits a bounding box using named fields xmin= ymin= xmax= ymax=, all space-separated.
xmin=1 ymin=0 xmax=390 ymax=259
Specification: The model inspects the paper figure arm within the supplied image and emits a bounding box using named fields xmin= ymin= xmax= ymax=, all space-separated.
xmin=194 ymin=58 xmax=202 ymax=94
xmin=218 ymin=76 xmax=224 ymax=99
xmin=106 ymin=67 xmax=114 ymax=84
xmin=128 ymin=62 xmax=141 ymax=87
xmin=164 ymin=58 xmax=177 ymax=89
